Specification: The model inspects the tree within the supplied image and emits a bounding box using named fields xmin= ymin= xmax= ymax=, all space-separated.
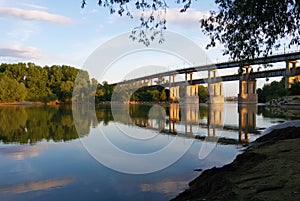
xmin=290 ymin=81 xmax=300 ymax=95
xmin=201 ymin=0 xmax=300 ymax=60
xmin=48 ymin=65 xmax=63 ymax=96
xmin=0 ymin=75 xmax=27 ymax=102
xmin=2 ymin=63 xmax=26 ymax=82
xmin=82 ymin=0 xmax=300 ymax=60
xmin=257 ymin=78 xmax=290 ymax=103
xmin=198 ymin=85 xmax=208 ymax=103
xmin=25 ymin=64 xmax=53 ymax=101
xmin=160 ymin=89 xmax=167 ymax=101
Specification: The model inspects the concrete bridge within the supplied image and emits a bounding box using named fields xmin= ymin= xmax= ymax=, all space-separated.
xmin=115 ymin=51 xmax=300 ymax=104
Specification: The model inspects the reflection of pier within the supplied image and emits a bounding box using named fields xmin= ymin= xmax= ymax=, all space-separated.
xmin=207 ymin=104 xmax=224 ymax=137
xmin=124 ymin=103 xmax=259 ymax=145
xmin=238 ymin=104 xmax=257 ymax=143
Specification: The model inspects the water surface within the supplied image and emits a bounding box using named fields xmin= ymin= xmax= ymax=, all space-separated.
xmin=0 ymin=103 xmax=298 ymax=201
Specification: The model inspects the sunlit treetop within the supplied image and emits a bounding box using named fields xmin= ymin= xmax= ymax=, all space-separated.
xmin=81 ymin=0 xmax=300 ymax=61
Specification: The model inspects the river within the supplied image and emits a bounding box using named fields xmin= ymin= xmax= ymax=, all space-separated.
xmin=0 ymin=103 xmax=299 ymax=201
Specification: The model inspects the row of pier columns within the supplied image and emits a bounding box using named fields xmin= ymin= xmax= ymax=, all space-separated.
xmin=163 ymin=103 xmax=256 ymax=143
xmin=142 ymin=59 xmax=298 ymax=104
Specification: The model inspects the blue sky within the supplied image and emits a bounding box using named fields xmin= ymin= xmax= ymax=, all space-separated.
xmin=0 ymin=0 xmax=219 ymax=65
xmin=0 ymin=0 xmax=291 ymax=96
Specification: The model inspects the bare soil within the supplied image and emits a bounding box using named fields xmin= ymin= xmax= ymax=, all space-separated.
xmin=172 ymin=126 xmax=300 ymax=201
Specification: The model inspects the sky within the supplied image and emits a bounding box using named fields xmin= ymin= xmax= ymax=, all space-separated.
xmin=0 ymin=0 xmax=292 ymax=96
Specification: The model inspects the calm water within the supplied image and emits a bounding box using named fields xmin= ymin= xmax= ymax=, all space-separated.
xmin=0 ymin=103 xmax=299 ymax=201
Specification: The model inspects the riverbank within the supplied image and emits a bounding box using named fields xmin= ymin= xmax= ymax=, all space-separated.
xmin=172 ymin=121 xmax=300 ymax=201
xmin=0 ymin=101 xmax=44 ymax=106
xmin=0 ymin=101 xmax=62 ymax=106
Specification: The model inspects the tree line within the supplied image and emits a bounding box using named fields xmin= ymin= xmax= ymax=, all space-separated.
xmin=257 ymin=78 xmax=300 ymax=103
xmin=0 ymin=62 xmax=208 ymax=104
xmin=0 ymin=62 xmax=116 ymax=103
xmin=0 ymin=63 xmax=86 ymax=103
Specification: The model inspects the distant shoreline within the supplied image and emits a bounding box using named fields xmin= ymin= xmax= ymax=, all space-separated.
xmin=0 ymin=101 xmax=61 ymax=106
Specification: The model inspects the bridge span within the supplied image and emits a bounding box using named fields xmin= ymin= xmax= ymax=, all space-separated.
xmin=114 ymin=51 xmax=300 ymax=104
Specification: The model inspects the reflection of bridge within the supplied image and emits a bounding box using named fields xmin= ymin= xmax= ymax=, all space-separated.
xmin=125 ymin=103 xmax=258 ymax=144
xmin=115 ymin=51 xmax=300 ymax=104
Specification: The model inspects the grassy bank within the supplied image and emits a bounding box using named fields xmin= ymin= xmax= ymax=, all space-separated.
xmin=172 ymin=124 xmax=300 ymax=201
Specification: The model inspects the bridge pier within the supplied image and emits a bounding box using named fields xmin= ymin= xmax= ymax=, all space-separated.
xmin=207 ymin=70 xmax=224 ymax=104
xmin=238 ymin=66 xmax=258 ymax=104
xmin=285 ymin=60 xmax=299 ymax=89
xmin=169 ymin=75 xmax=180 ymax=102
xmin=184 ymin=73 xmax=199 ymax=104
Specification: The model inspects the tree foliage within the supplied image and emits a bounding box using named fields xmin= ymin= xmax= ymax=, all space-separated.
xmin=257 ymin=78 xmax=290 ymax=103
xmin=290 ymin=81 xmax=300 ymax=95
xmin=0 ymin=75 xmax=27 ymax=102
xmin=82 ymin=0 xmax=300 ymax=60
xmin=0 ymin=63 xmax=91 ymax=103
xmin=198 ymin=85 xmax=208 ymax=103
xmin=81 ymin=0 xmax=192 ymax=46
xmin=201 ymin=0 xmax=300 ymax=60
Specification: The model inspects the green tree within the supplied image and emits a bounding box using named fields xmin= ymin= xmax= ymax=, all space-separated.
xmin=160 ymin=89 xmax=167 ymax=101
xmin=0 ymin=75 xmax=27 ymax=102
xmin=257 ymin=78 xmax=290 ymax=103
xmin=25 ymin=65 xmax=54 ymax=102
xmin=150 ymin=90 xmax=160 ymax=101
xmin=48 ymin=65 xmax=63 ymax=96
xmin=198 ymin=85 xmax=208 ymax=103
xmin=290 ymin=81 xmax=300 ymax=95
xmin=60 ymin=81 xmax=74 ymax=102
xmin=73 ymin=70 xmax=90 ymax=103
xmin=1 ymin=62 xmax=26 ymax=82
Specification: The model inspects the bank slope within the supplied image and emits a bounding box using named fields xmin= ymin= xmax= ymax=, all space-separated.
xmin=172 ymin=123 xmax=300 ymax=201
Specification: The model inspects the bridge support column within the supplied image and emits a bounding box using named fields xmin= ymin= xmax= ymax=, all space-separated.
xmin=169 ymin=75 xmax=180 ymax=102
xmin=238 ymin=66 xmax=258 ymax=104
xmin=207 ymin=70 xmax=224 ymax=104
xmin=184 ymin=72 xmax=199 ymax=104
xmin=285 ymin=60 xmax=299 ymax=89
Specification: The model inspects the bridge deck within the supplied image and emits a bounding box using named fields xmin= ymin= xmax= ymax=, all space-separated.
xmin=115 ymin=51 xmax=300 ymax=85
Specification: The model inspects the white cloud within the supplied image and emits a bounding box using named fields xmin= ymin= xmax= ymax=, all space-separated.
xmin=139 ymin=8 xmax=208 ymax=29
xmin=166 ymin=8 xmax=209 ymax=29
xmin=0 ymin=45 xmax=43 ymax=59
xmin=0 ymin=7 xmax=72 ymax=24
xmin=19 ymin=3 xmax=48 ymax=10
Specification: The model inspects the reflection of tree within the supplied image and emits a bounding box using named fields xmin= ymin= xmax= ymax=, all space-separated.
xmin=0 ymin=107 xmax=27 ymax=143
xmin=95 ymin=104 xmax=113 ymax=125
xmin=0 ymin=104 xmax=214 ymax=144
xmin=0 ymin=106 xmax=91 ymax=144
xmin=258 ymin=105 xmax=300 ymax=119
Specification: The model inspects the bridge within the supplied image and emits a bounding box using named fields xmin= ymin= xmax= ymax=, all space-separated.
xmin=114 ymin=51 xmax=300 ymax=104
